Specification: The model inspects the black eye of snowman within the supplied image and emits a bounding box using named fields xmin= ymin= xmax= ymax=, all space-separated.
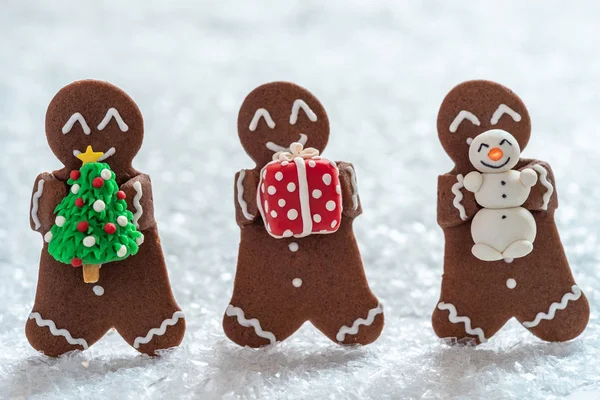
xmin=499 ymin=139 xmax=512 ymax=146
xmin=477 ymin=143 xmax=489 ymax=152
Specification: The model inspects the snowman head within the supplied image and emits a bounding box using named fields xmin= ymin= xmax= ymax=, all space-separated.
xmin=468 ymin=129 xmax=520 ymax=173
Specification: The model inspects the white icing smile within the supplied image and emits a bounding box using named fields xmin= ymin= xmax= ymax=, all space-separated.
xmin=72 ymin=147 xmax=116 ymax=161
xmin=266 ymin=133 xmax=307 ymax=153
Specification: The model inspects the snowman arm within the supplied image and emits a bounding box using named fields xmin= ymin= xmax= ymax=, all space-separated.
xmin=120 ymin=174 xmax=156 ymax=232
xmin=234 ymin=169 xmax=259 ymax=226
xmin=29 ymin=172 xmax=67 ymax=233
xmin=437 ymin=173 xmax=479 ymax=228
xmin=520 ymin=160 xmax=558 ymax=212
xmin=336 ymin=161 xmax=362 ymax=219
xmin=463 ymin=171 xmax=483 ymax=193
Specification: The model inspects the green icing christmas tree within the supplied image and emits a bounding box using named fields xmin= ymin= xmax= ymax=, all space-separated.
xmin=45 ymin=146 xmax=143 ymax=283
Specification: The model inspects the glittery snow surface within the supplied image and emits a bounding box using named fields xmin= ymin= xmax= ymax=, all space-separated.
xmin=1 ymin=1 xmax=599 ymax=399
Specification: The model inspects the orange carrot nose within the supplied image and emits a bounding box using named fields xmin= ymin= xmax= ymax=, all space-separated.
xmin=488 ymin=147 xmax=503 ymax=161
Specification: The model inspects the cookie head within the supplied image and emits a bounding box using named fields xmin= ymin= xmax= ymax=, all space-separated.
xmin=46 ymin=80 xmax=143 ymax=172
xmin=468 ymin=129 xmax=520 ymax=173
xmin=237 ymin=82 xmax=330 ymax=167
xmin=437 ymin=80 xmax=531 ymax=171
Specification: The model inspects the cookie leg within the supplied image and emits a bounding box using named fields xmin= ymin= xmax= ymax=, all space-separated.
xmin=432 ymin=298 xmax=508 ymax=345
xmin=518 ymin=285 xmax=589 ymax=342
xmin=110 ymin=228 xmax=186 ymax=355
xmin=26 ymin=252 xmax=110 ymax=357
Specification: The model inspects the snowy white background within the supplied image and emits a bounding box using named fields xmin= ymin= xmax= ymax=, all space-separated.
xmin=0 ymin=0 xmax=599 ymax=399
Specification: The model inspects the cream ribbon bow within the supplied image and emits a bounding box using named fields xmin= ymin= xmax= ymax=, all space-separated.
xmin=273 ymin=142 xmax=320 ymax=161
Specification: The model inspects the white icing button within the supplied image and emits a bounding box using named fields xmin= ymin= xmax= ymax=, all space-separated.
xmin=93 ymin=199 xmax=106 ymax=212
xmin=287 ymin=182 xmax=296 ymax=192
xmin=83 ymin=236 xmax=96 ymax=247
xmin=278 ymin=199 xmax=286 ymax=207
xmin=267 ymin=186 xmax=277 ymax=195
xmin=44 ymin=231 xmax=53 ymax=243
xmin=71 ymin=184 xmax=80 ymax=194
xmin=287 ymin=209 xmax=299 ymax=220
xmin=326 ymin=200 xmax=336 ymax=211
xmin=288 ymin=242 xmax=299 ymax=252
xmin=292 ymin=278 xmax=303 ymax=288
xmin=506 ymin=278 xmax=517 ymax=289
xmin=312 ymin=189 xmax=322 ymax=199
xmin=322 ymin=174 xmax=332 ymax=185
xmin=55 ymin=216 xmax=66 ymax=227
xmin=275 ymin=172 xmax=284 ymax=181
xmin=93 ymin=285 xmax=104 ymax=296
xmin=101 ymin=169 xmax=112 ymax=180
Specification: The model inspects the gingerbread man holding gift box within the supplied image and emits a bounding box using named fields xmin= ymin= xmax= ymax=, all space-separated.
xmin=223 ymin=82 xmax=384 ymax=347
xmin=432 ymin=80 xmax=589 ymax=344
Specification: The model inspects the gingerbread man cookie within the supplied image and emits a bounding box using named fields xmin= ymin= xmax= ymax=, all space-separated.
xmin=27 ymin=80 xmax=185 ymax=356
xmin=223 ymin=82 xmax=384 ymax=347
xmin=432 ymin=80 xmax=589 ymax=344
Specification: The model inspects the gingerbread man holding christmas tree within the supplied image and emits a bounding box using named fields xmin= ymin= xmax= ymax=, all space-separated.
xmin=27 ymin=80 xmax=185 ymax=356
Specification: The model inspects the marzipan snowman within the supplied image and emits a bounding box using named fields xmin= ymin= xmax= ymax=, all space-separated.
xmin=27 ymin=80 xmax=185 ymax=356
xmin=463 ymin=129 xmax=538 ymax=261
xmin=223 ymin=82 xmax=384 ymax=347
xmin=432 ymin=80 xmax=589 ymax=344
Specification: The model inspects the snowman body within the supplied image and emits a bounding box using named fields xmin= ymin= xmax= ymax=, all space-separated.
xmin=464 ymin=130 xmax=538 ymax=261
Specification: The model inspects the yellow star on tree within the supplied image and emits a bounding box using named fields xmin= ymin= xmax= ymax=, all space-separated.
xmin=76 ymin=146 xmax=104 ymax=165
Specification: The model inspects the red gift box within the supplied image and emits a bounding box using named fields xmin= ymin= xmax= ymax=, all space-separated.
xmin=257 ymin=143 xmax=342 ymax=238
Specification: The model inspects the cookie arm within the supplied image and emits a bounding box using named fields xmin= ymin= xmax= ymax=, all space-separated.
xmin=520 ymin=160 xmax=558 ymax=212
xmin=234 ymin=169 xmax=259 ymax=226
xmin=120 ymin=174 xmax=156 ymax=231
xmin=29 ymin=173 xmax=68 ymax=233
xmin=336 ymin=161 xmax=362 ymax=218
xmin=437 ymin=173 xmax=479 ymax=228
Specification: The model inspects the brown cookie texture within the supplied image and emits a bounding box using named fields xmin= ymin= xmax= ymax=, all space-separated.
xmin=225 ymin=82 xmax=383 ymax=347
xmin=433 ymin=80 xmax=589 ymax=344
xmin=27 ymin=80 xmax=185 ymax=357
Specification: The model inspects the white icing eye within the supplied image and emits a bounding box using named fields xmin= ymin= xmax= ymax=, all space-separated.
xmin=449 ymin=110 xmax=480 ymax=133
xmin=490 ymin=104 xmax=522 ymax=125
xmin=249 ymin=108 xmax=275 ymax=131
xmin=97 ymin=108 xmax=129 ymax=132
xmin=62 ymin=113 xmax=91 ymax=135
xmin=289 ymin=99 xmax=318 ymax=125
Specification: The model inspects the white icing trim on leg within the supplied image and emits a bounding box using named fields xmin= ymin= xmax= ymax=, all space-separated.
xmin=226 ymin=305 xmax=276 ymax=345
xmin=344 ymin=165 xmax=359 ymax=211
xmin=31 ymin=179 xmax=45 ymax=230
xmin=437 ymin=302 xmax=486 ymax=342
xmin=29 ymin=312 xmax=89 ymax=350
xmin=451 ymin=174 xmax=468 ymax=221
xmin=133 ymin=311 xmax=185 ymax=349
xmin=336 ymin=304 xmax=384 ymax=342
xmin=522 ymin=285 xmax=581 ymax=328
xmin=236 ymin=170 xmax=254 ymax=220
xmin=532 ymin=164 xmax=553 ymax=211
xmin=132 ymin=181 xmax=143 ymax=228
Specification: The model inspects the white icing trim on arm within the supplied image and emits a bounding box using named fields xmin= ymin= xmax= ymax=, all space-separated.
xmin=249 ymin=108 xmax=275 ymax=131
xmin=226 ymin=305 xmax=276 ymax=344
xmin=490 ymin=104 xmax=522 ymax=125
xmin=336 ymin=304 xmax=383 ymax=342
xmin=62 ymin=112 xmax=91 ymax=135
xmin=31 ymin=179 xmax=45 ymax=230
xmin=437 ymin=302 xmax=486 ymax=342
xmin=532 ymin=164 xmax=553 ymax=210
xmin=132 ymin=181 xmax=143 ymax=228
xmin=97 ymin=107 xmax=129 ymax=132
xmin=294 ymin=156 xmax=313 ymax=238
xmin=449 ymin=111 xmax=480 ymax=133
xmin=522 ymin=285 xmax=581 ymax=328
xmin=133 ymin=311 xmax=185 ymax=348
xmin=236 ymin=170 xmax=254 ymax=220
xmin=29 ymin=312 xmax=89 ymax=349
xmin=289 ymin=99 xmax=318 ymax=125
xmin=344 ymin=165 xmax=359 ymax=211
xmin=451 ymin=174 xmax=468 ymax=221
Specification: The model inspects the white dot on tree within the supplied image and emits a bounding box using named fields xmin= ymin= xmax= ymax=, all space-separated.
xmin=83 ymin=236 xmax=96 ymax=247
xmin=93 ymin=200 xmax=106 ymax=212
xmin=71 ymin=184 xmax=80 ymax=194
xmin=44 ymin=231 xmax=53 ymax=243
xmin=117 ymin=245 xmax=127 ymax=257
xmin=55 ymin=216 xmax=66 ymax=227
xmin=101 ymin=169 xmax=112 ymax=180
xmin=136 ymin=234 xmax=144 ymax=245
xmin=117 ymin=215 xmax=127 ymax=227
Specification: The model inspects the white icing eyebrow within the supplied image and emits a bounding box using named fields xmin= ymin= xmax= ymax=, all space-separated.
xmin=97 ymin=107 xmax=129 ymax=132
xmin=62 ymin=113 xmax=91 ymax=135
xmin=289 ymin=99 xmax=318 ymax=125
xmin=449 ymin=110 xmax=480 ymax=133
xmin=490 ymin=104 xmax=522 ymax=125
xmin=249 ymin=108 xmax=276 ymax=131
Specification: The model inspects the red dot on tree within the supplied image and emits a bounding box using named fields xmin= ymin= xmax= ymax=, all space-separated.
xmin=92 ymin=177 xmax=104 ymax=188
xmin=117 ymin=191 xmax=126 ymax=200
xmin=71 ymin=258 xmax=82 ymax=267
xmin=75 ymin=198 xmax=84 ymax=207
xmin=77 ymin=221 xmax=89 ymax=232
xmin=104 ymin=223 xmax=117 ymax=234
xmin=70 ymin=170 xmax=80 ymax=180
